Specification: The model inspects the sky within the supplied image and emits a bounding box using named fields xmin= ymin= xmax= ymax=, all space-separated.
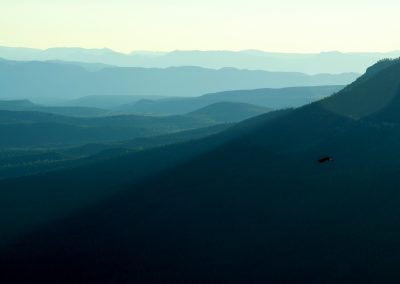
xmin=1 ymin=0 xmax=399 ymax=53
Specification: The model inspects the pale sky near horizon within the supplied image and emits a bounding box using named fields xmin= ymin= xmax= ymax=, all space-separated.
xmin=1 ymin=0 xmax=399 ymax=53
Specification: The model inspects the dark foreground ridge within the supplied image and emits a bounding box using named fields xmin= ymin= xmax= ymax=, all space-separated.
xmin=2 ymin=59 xmax=400 ymax=283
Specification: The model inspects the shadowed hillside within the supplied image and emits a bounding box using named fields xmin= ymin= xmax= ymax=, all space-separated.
xmin=0 ymin=124 xmax=232 ymax=180
xmin=0 ymin=110 xmax=218 ymax=147
xmin=2 ymin=60 xmax=400 ymax=283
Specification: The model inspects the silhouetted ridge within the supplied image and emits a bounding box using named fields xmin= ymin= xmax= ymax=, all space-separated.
xmin=363 ymin=58 xmax=400 ymax=80
xmin=319 ymin=59 xmax=400 ymax=118
xmin=3 ymin=60 xmax=400 ymax=283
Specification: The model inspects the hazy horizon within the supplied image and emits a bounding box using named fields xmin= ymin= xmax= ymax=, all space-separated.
xmin=1 ymin=45 xmax=400 ymax=55
xmin=2 ymin=0 xmax=400 ymax=53
xmin=4 ymin=1 xmax=400 ymax=283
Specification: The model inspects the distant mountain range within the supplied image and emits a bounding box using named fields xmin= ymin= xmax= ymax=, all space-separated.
xmin=0 ymin=58 xmax=357 ymax=99
xmin=1 ymin=46 xmax=399 ymax=73
xmin=62 ymin=95 xmax=166 ymax=109
xmin=0 ymin=109 xmax=218 ymax=147
xmin=0 ymin=99 xmax=109 ymax=117
xmin=3 ymin=59 xmax=400 ymax=283
xmin=12 ymin=85 xmax=341 ymax=117
xmin=186 ymin=102 xmax=271 ymax=124
xmin=0 ymin=97 xmax=272 ymax=148
xmin=116 ymin=85 xmax=343 ymax=115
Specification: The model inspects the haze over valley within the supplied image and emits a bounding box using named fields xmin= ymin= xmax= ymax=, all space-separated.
xmin=1 ymin=46 xmax=399 ymax=74
xmin=2 ymin=0 xmax=400 ymax=283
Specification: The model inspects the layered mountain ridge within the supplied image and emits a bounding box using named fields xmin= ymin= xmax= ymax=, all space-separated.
xmin=2 ymin=59 xmax=400 ymax=283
